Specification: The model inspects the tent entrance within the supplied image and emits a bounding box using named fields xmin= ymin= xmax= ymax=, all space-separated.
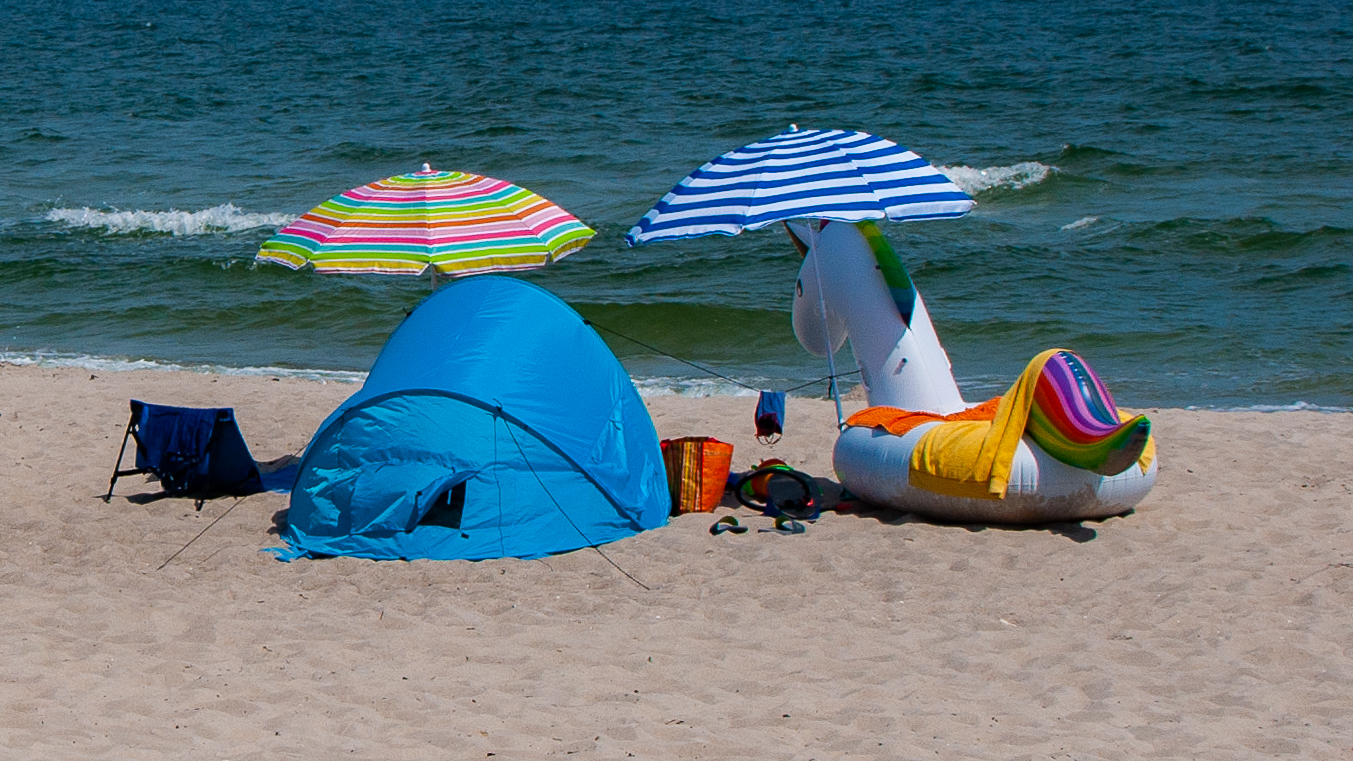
xmin=418 ymin=481 xmax=466 ymax=530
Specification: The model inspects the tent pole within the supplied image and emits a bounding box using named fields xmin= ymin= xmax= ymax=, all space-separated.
xmin=808 ymin=222 xmax=844 ymax=431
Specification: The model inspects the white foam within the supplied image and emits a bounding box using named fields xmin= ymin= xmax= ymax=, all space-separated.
xmin=630 ymin=376 xmax=857 ymax=399
xmin=0 ymin=354 xmax=827 ymax=398
xmin=45 ymin=204 xmax=295 ymax=236
xmin=1061 ymin=216 xmax=1100 ymax=231
xmin=29 ymin=348 xmax=1339 ymax=412
xmin=632 ymin=377 xmax=762 ymax=398
xmin=0 ymin=352 xmax=788 ymax=396
xmin=4 ymin=352 xmax=1337 ymax=410
xmin=937 ymin=162 xmax=1054 ymax=195
xmin=1187 ymin=401 xmax=1353 ymax=414
xmin=0 ymin=351 xmax=365 ymax=383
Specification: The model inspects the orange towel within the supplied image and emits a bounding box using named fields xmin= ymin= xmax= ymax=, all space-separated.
xmin=844 ymin=396 xmax=1003 ymax=437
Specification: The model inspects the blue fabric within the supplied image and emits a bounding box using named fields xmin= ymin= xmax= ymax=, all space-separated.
xmin=277 ymin=276 xmax=670 ymax=561
xmin=129 ymin=400 xmax=263 ymax=496
xmin=259 ymin=463 xmax=298 ymax=493
xmin=755 ymin=391 xmax=786 ymax=441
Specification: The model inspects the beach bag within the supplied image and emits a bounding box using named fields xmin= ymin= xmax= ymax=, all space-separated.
xmin=660 ymin=437 xmax=734 ymax=514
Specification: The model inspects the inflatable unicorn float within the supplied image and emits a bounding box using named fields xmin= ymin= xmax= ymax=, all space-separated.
xmin=627 ymin=126 xmax=1156 ymax=524
xmin=787 ymin=219 xmax=1156 ymax=524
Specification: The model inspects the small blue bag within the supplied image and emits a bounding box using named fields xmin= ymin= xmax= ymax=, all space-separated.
xmin=755 ymin=390 xmax=786 ymax=444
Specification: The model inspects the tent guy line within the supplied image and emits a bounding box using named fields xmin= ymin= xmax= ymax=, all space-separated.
xmin=155 ymin=494 xmax=251 ymax=572
xmin=585 ymin=319 xmax=860 ymax=395
xmin=500 ymin=414 xmax=651 ymax=590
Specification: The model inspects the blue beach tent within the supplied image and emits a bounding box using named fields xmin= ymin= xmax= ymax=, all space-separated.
xmin=274 ymin=276 xmax=670 ymax=561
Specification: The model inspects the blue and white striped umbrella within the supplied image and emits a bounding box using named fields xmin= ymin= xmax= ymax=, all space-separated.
xmin=625 ymin=127 xmax=974 ymax=246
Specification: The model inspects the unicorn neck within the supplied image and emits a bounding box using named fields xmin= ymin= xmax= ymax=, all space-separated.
xmin=791 ymin=221 xmax=966 ymax=415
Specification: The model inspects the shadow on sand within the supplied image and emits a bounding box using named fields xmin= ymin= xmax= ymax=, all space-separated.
xmin=819 ymin=476 xmax=1118 ymax=543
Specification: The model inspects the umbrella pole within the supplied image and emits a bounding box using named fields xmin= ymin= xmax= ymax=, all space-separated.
xmin=808 ymin=223 xmax=845 ymax=431
xmin=429 ymin=265 xmax=438 ymax=289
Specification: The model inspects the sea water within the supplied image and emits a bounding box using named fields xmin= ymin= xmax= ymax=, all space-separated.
xmin=1 ymin=0 xmax=1349 ymax=409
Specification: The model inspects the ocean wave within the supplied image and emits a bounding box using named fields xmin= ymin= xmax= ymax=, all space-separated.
xmin=1245 ymin=262 xmax=1351 ymax=290
xmin=1187 ymin=401 xmax=1353 ymax=414
xmin=0 ymin=351 xmax=365 ymax=383
xmin=1060 ymin=216 xmax=1100 ymax=231
xmin=45 ymin=204 xmax=294 ymax=236
xmin=3 ymin=350 xmax=1343 ymax=411
xmin=18 ymin=128 xmax=69 ymax=142
xmin=0 ymin=350 xmax=835 ymax=398
xmin=1054 ymin=144 xmax=1124 ymax=162
xmin=320 ymin=141 xmax=424 ymax=164
xmin=631 ymin=377 xmax=765 ymax=398
xmin=937 ymin=162 xmax=1054 ymax=195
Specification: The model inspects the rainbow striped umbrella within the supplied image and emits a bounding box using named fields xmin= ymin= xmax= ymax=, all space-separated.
xmin=257 ymin=165 xmax=594 ymax=281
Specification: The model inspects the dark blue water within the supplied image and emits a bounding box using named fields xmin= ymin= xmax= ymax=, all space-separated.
xmin=2 ymin=0 xmax=1350 ymax=408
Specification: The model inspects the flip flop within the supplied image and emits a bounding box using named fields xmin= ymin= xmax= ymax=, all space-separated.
xmin=758 ymin=515 xmax=806 ymax=535
xmin=709 ymin=516 xmax=749 ymax=535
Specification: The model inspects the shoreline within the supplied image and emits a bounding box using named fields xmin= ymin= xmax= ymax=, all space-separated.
xmin=2 ymin=363 xmax=1351 ymax=757
xmin=3 ymin=356 xmax=1349 ymax=414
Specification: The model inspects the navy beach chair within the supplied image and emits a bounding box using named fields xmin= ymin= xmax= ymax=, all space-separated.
xmin=104 ymin=400 xmax=264 ymax=508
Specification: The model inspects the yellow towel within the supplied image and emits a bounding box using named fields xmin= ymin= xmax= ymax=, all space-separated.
xmin=1132 ymin=413 xmax=1156 ymax=473
xmin=907 ymin=349 xmax=1156 ymax=499
xmin=907 ymin=420 xmax=1002 ymax=499
xmin=908 ymin=348 xmax=1062 ymax=499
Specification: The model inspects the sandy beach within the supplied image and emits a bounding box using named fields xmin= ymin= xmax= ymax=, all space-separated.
xmin=1 ymin=362 xmax=1350 ymax=759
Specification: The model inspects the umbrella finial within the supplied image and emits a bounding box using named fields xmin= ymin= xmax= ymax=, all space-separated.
xmin=421 ymin=162 xmax=432 ymax=173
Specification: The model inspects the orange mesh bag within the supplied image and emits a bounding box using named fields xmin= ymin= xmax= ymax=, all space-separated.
xmin=660 ymin=437 xmax=734 ymax=514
